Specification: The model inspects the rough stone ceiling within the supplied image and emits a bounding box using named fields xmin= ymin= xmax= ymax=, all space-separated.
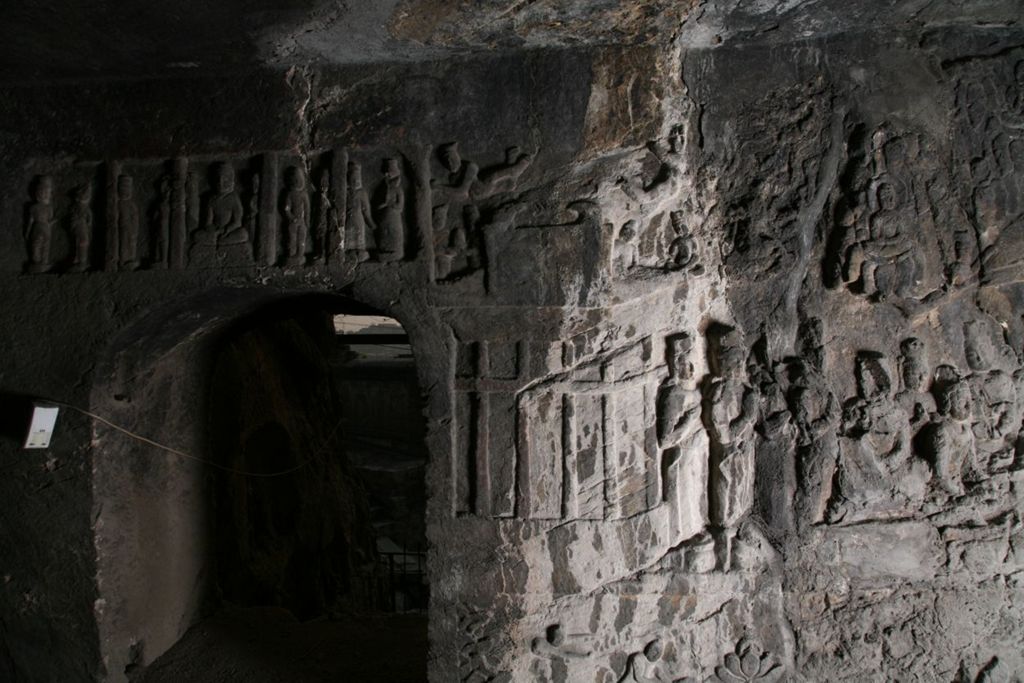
xmin=0 ymin=0 xmax=1019 ymax=82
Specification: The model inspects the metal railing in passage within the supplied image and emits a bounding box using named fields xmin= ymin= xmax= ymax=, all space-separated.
xmin=378 ymin=546 xmax=428 ymax=614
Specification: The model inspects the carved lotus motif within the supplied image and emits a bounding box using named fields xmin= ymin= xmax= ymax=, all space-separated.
xmin=711 ymin=637 xmax=779 ymax=683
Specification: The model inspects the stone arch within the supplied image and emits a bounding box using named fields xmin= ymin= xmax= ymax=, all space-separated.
xmin=87 ymin=285 xmax=445 ymax=681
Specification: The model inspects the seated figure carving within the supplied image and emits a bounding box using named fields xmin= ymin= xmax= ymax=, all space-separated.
xmin=829 ymin=352 xmax=931 ymax=523
xmin=665 ymin=210 xmax=704 ymax=275
xmin=190 ymin=163 xmax=250 ymax=264
xmin=840 ymin=179 xmax=918 ymax=301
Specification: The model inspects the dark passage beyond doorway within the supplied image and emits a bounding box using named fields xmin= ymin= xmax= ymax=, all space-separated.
xmin=135 ymin=304 xmax=428 ymax=683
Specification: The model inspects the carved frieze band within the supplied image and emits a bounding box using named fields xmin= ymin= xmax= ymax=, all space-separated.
xmin=18 ymin=143 xmax=533 ymax=279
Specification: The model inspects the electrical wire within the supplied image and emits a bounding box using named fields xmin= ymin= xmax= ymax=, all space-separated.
xmin=52 ymin=400 xmax=343 ymax=478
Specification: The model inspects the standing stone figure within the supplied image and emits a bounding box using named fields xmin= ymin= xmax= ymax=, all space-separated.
xmin=431 ymin=143 xmax=478 ymax=274
xmin=612 ymin=221 xmax=640 ymax=275
xmin=68 ymin=183 xmax=93 ymax=272
xmin=117 ymin=175 xmax=140 ymax=271
xmin=656 ymin=334 xmax=709 ymax=542
xmin=789 ymin=360 xmax=840 ymax=525
xmin=24 ymin=175 xmax=55 ymax=273
xmin=375 ymin=157 xmax=405 ymax=261
xmin=345 ymin=161 xmax=374 ymax=262
xmin=925 ymin=365 xmax=975 ymax=496
xmin=702 ymin=325 xmax=759 ymax=570
xmin=282 ymin=166 xmax=310 ymax=267
xmin=896 ymin=337 xmax=937 ymax=434
xmin=313 ymin=170 xmax=332 ymax=263
xmin=748 ymin=342 xmax=796 ymax=536
xmin=963 ymin=322 xmax=1020 ymax=472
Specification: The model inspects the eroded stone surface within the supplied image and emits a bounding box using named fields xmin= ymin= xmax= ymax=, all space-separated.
xmin=1 ymin=4 xmax=1024 ymax=683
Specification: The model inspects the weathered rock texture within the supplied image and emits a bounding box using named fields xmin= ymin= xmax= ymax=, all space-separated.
xmin=1 ymin=1 xmax=1024 ymax=681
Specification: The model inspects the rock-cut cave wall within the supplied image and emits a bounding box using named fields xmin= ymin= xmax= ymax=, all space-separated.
xmin=0 ymin=11 xmax=1023 ymax=683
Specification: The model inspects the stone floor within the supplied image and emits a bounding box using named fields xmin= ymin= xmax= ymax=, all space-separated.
xmin=134 ymin=606 xmax=428 ymax=683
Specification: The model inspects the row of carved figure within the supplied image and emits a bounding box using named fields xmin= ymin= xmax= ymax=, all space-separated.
xmin=653 ymin=316 xmax=1023 ymax=553
xmin=21 ymin=142 xmax=540 ymax=279
xmin=530 ymin=626 xmax=780 ymax=683
xmin=21 ymin=137 xmax=721 ymax=291
xmin=22 ymin=159 xmax=407 ymax=273
xmin=654 ymin=324 xmax=759 ymax=570
xmin=20 ymin=160 xmax=407 ymax=274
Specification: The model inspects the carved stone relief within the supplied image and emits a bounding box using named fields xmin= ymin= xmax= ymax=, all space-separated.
xmin=17 ymin=143 xmax=530 ymax=276
xmin=24 ymin=175 xmax=55 ymax=273
xmin=825 ymin=122 xmax=971 ymax=306
xmin=427 ymin=143 xmax=533 ymax=287
xmin=951 ymin=52 xmax=1024 ymax=287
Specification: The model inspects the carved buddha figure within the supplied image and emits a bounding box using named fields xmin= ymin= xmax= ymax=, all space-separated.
xmin=345 ymin=161 xmax=374 ymax=262
xmin=927 ymin=366 xmax=975 ymax=496
xmin=283 ymin=166 xmax=311 ymax=266
xmin=789 ymin=359 xmax=840 ymax=525
xmin=845 ymin=179 xmax=917 ymax=300
xmin=375 ymin=157 xmax=405 ymax=261
xmin=658 ymin=335 xmax=703 ymax=454
xmin=830 ymin=352 xmax=932 ymax=523
xmin=665 ymin=210 xmax=700 ymax=273
xmin=25 ymin=175 xmax=54 ymax=272
xmin=206 ymin=163 xmax=248 ymax=246
xmin=702 ymin=326 xmax=759 ymax=570
xmin=656 ymin=334 xmax=708 ymax=541
xmin=843 ymin=354 xmax=911 ymax=476
xmin=312 ymin=171 xmax=335 ymax=262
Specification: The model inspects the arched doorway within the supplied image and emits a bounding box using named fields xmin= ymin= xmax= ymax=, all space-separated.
xmin=90 ymin=290 xmax=430 ymax=682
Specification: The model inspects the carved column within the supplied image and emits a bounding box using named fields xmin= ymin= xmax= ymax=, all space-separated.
xmin=104 ymin=160 xmax=121 ymax=272
xmin=330 ymin=147 xmax=347 ymax=255
xmin=257 ymin=153 xmax=280 ymax=266
xmin=169 ymin=158 xmax=188 ymax=269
